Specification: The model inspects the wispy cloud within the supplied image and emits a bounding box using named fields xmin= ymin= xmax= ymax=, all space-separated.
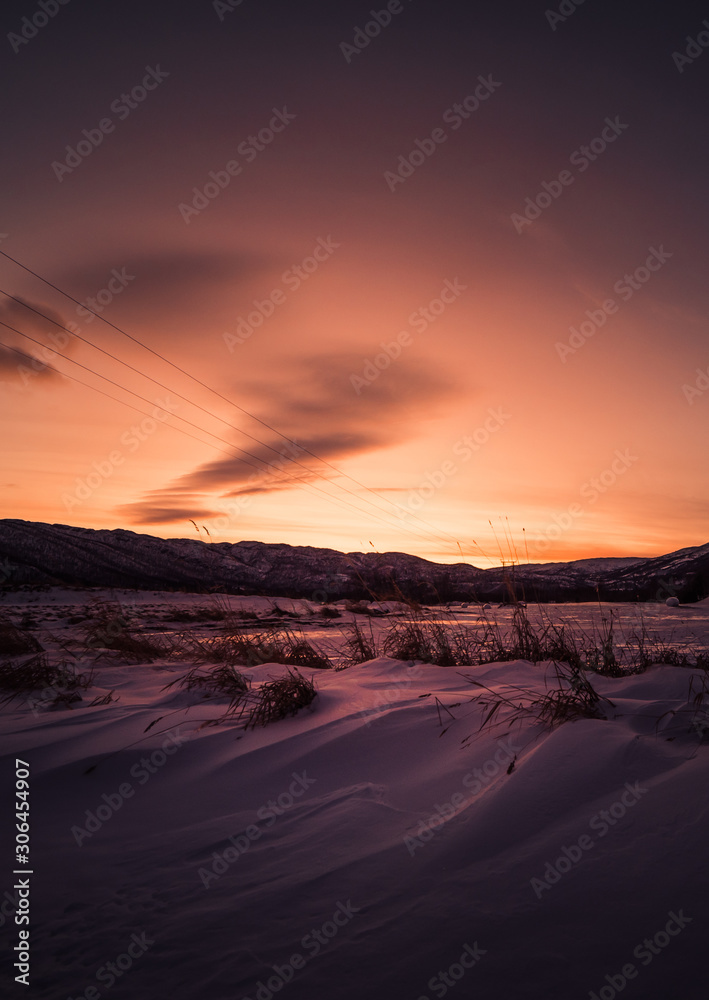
xmin=0 ymin=295 xmax=79 ymax=386
xmin=120 ymin=352 xmax=460 ymax=524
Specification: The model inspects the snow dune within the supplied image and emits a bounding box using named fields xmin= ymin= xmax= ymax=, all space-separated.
xmin=0 ymin=594 xmax=707 ymax=999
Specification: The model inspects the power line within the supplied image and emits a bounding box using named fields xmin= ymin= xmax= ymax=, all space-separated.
xmin=0 ymin=285 xmax=461 ymax=551
xmin=0 ymin=249 xmax=468 ymax=552
xmin=0 ymin=331 xmax=408 ymax=530
xmin=0 ymin=322 xmax=459 ymax=544
xmin=0 ymin=336 xmax=224 ymax=452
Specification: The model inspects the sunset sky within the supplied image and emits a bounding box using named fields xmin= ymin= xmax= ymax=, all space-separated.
xmin=1 ymin=0 xmax=708 ymax=567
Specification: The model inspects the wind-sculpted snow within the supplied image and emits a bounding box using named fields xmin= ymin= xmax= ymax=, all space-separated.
xmin=1 ymin=637 xmax=708 ymax=999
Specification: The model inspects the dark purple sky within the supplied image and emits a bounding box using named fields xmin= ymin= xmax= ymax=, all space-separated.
xmin=2 ymin=0 xmax=708 ymax=563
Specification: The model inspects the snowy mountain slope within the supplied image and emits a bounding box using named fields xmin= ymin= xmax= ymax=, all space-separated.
xmin=0 ymin=519 xmax=707 ymax=602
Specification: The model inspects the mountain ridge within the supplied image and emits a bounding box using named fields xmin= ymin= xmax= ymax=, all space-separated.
xmin=0 ymin=519 xmax=707 ymax=603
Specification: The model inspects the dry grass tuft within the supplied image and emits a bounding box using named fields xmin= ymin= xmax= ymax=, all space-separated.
xmin=0 ymin=654 xmax=93 ymax=706
xmin=383 ymin=618 xmax=461 ymax=666
xmin=227 ymin=668 xmax=317 ymax=729
xmin=462 ymin=660 xmax=613 ymax=742
xmin=378 ymin=609 xmax=582 ymax=668
xmin=175 ymin=626 xmax=332 ymax=670
xmin=0 ymin=615 xmax=43 ymax=656
xmin=376 ymin=605 xmax=707 ymax=675
xmin=165 ymin=662 xmax=250 ymax=701
xmin=152 ymin=667 xmax=317 ymax=733
xmin=341 ymin=620 xmax=378 ymax=666
xmin=80 ymin=601 xmax=172 ymax=660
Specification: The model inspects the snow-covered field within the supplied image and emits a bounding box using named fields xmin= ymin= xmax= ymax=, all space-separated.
xmin=1 ymin=589 xmax=708 ymax=999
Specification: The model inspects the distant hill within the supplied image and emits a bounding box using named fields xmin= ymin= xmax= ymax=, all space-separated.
xmin=0 ymin=519 xmax=707 ymax=603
